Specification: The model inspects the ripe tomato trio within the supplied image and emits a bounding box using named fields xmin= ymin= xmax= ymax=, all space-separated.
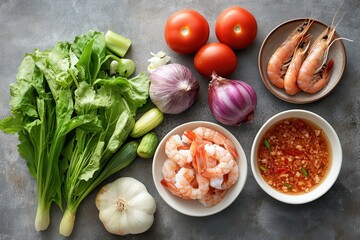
xmin=164 ymin=6 xmax=258 ymax=78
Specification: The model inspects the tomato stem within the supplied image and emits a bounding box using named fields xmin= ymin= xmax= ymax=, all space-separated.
xmin=234 ymin=25 xmax=241 ymax=34
xmin=181 ymin=26 xmax=190 ymax=36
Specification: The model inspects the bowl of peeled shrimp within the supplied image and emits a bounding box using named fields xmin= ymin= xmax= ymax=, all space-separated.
xmin=258 ymin=18 xmax=347 ymax=104
xmin=152 ymin=121 xmax=247 ymax=216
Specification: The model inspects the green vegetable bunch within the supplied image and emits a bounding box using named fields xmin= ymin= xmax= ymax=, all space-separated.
xmin=0 ymin=30 xmax=150 ymax=235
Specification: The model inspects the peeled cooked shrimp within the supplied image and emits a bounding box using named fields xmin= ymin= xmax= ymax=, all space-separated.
xmin=190 ymin=127 xmax=239 ymax=158
xmin=161 ymin=127 xmax=240 ymax=206
xmin=161 ymin=159 xmax=180 ymax=184
xmin=175 ymin=167 xmax=210 ymax=200
xmin=199 ymin=188 xmax=227 ymax=207
xmin=201 ymin=144 xmax=235 ymax=179
xmin=165 ymin=134 xmax=192 ymax=167
xmin=209 ymin=161 xmax=239 ymax=190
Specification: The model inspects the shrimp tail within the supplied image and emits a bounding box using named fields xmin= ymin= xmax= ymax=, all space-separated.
xmin=224 ymin=139 xmax=239 ymax=158
xmin=194 ymin=144 xmax=207 ymax=173
xmin=161 ymin=179 xmax=182 ymax=198
xmin=160 ymin=179 xmax=191 ymax=200
xmin=184 ymin=129 xmax=197 ymax=141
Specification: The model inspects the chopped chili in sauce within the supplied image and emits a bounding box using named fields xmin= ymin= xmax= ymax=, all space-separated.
xmin=257 ymin=118 xmax=330 ymax=194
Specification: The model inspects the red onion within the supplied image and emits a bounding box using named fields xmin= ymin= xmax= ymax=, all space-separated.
xmin=149 ymin=63 xmax=200 ymax=114
xmin=208 ymin=72 xmax=257 ymax=126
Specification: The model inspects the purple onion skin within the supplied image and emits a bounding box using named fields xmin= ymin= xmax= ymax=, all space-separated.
xmin=208 ymin=73 xmax=257 ymax=126
xmin=150 ymin=63 xmax=200 ymax=114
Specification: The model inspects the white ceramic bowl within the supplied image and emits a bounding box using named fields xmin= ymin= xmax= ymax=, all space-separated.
xmin=251 ymin=109 xmax=342 ymax=204
xmin=152 ymin=121 xmax=247 ymax=216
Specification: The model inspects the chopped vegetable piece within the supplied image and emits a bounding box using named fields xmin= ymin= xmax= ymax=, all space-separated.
xmin=147 ymin=51 xmax=171 ymax=73
xmin=105 ymin=30 xmax=132 ymax=57
xmin=264 ymin=139 xmax=271 ymax=150
xmin=284 ymin=183 xmax=293 ymax=189
xmin=301 ymin=167 xmax=308 ymax=177
xmin=109 ymin=58 xmax=135 ymax=78
xmin=260 ymin=165 xmax=267 ymax=171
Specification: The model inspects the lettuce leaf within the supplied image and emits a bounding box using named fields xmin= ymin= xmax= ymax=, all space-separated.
xmin=0 ymin=30 xmax=150 ymax=233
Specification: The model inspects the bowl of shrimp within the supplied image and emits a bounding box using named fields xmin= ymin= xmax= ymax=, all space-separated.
xmin=258 ymin=18 xmax=347 ymax=104
xmin=152 ymin=121 xmax=247 ymax=217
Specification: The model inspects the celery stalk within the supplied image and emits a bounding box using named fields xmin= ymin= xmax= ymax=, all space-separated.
xmin=105 ymin=30 xmax=132 ymax=57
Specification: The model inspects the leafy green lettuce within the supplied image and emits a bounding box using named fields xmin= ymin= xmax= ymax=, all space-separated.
xmin=0 ymin=30 xmax=149 ymax=233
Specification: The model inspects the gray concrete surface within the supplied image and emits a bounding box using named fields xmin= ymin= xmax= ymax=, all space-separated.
xmin=0 ymin=0 xmax=359 ymax=239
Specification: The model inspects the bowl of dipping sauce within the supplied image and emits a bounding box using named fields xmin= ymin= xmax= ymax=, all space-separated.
xmin=251 ymin=109 xmax=342 ymax=204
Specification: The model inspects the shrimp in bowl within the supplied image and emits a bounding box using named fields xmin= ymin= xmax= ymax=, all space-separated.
xmin=259 ymin=18 xmax=348 ymax=103
xmin=152 ymin=121 xmax=247 ymax=217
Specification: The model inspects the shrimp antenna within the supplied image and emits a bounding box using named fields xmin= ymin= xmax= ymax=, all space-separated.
xmin=318 ymin=37 xmax=353 ymax=73
xmin=330 ymin=0 xmax=345 ymax=29
xmin=329 ymin=37 xmax=354 ymax=50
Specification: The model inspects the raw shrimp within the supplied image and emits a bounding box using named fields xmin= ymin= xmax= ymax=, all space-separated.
xmin=175 ymin=167 xmax=210 ymax=200
xmin=267 ymin=19 xmax=313 ymax=89
xmin=297 ymin=26 xmax=336 ymax=93
xmin=165 ymin=134 xmax=192 ymax=167
xmin=190 ymin=127 xmax=239 ymax=158
xmin=162 ymin=159 xmax=180 ymax=183
xmin=201 ymin=144 xmax=235 ymax=179
xmin=284 ymin=34 xmax=312 ymax=95
xmin=297 ymin=4 xmax=353 ymax=93
xmin=199 ymin=188 xmax=227 ymax=207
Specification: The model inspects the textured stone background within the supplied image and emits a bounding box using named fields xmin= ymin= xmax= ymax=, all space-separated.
xmin=0 ymin=0 xmax=359 ymax=239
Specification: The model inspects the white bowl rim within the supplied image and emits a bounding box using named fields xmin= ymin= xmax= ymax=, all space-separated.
xmin=152 ymin=121 xmax=248 ymax=216
xmin=251 ymin=109 xmax=342 ymax=204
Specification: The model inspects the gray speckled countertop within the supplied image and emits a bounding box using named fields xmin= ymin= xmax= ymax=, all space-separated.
xmin=1 ymin=0 xmax=359 ymax=239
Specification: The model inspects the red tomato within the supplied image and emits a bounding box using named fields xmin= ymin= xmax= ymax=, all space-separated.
xmin=215 ymin=6 xmax=257 ymax=50
xmin=194 ymin=42 xmax=237 ymax=79
xmin=165 ymin=10 xmax=210 ymax=54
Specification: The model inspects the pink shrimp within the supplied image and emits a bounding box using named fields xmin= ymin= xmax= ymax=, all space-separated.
xmin=188 ymin=127 xmax=239 ymax=158
xmin=199 ymin=188 xmax=227 ymax=207
xmin=297 ymin=26 xmax=337 ymax=94
xmin=209 ymin=161 xmax=238 ymax=190
xmin=283 ymin=34 xmax=312 ymax=95
xmin=267 ymin=19 xmax=313 ymax=89
xmin=201 ymin=144 xmax=235 ymax=179
xmin=160 ymin=179 xmax=191 ymax=200
xmin=161 ymin=159 xmax=180 ymax=184
xmin=165 ymin=134 xmax=192 ymax=167
xmin=175 ymin=167 xmax=210 ymax=200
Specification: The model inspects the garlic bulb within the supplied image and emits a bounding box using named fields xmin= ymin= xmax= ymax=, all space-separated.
xmin=95 ymin=177 xmax=156 ymax=236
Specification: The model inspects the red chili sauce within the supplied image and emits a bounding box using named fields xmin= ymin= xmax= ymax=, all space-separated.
xmin=257 ymin=118 xmax=330 ymax=194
